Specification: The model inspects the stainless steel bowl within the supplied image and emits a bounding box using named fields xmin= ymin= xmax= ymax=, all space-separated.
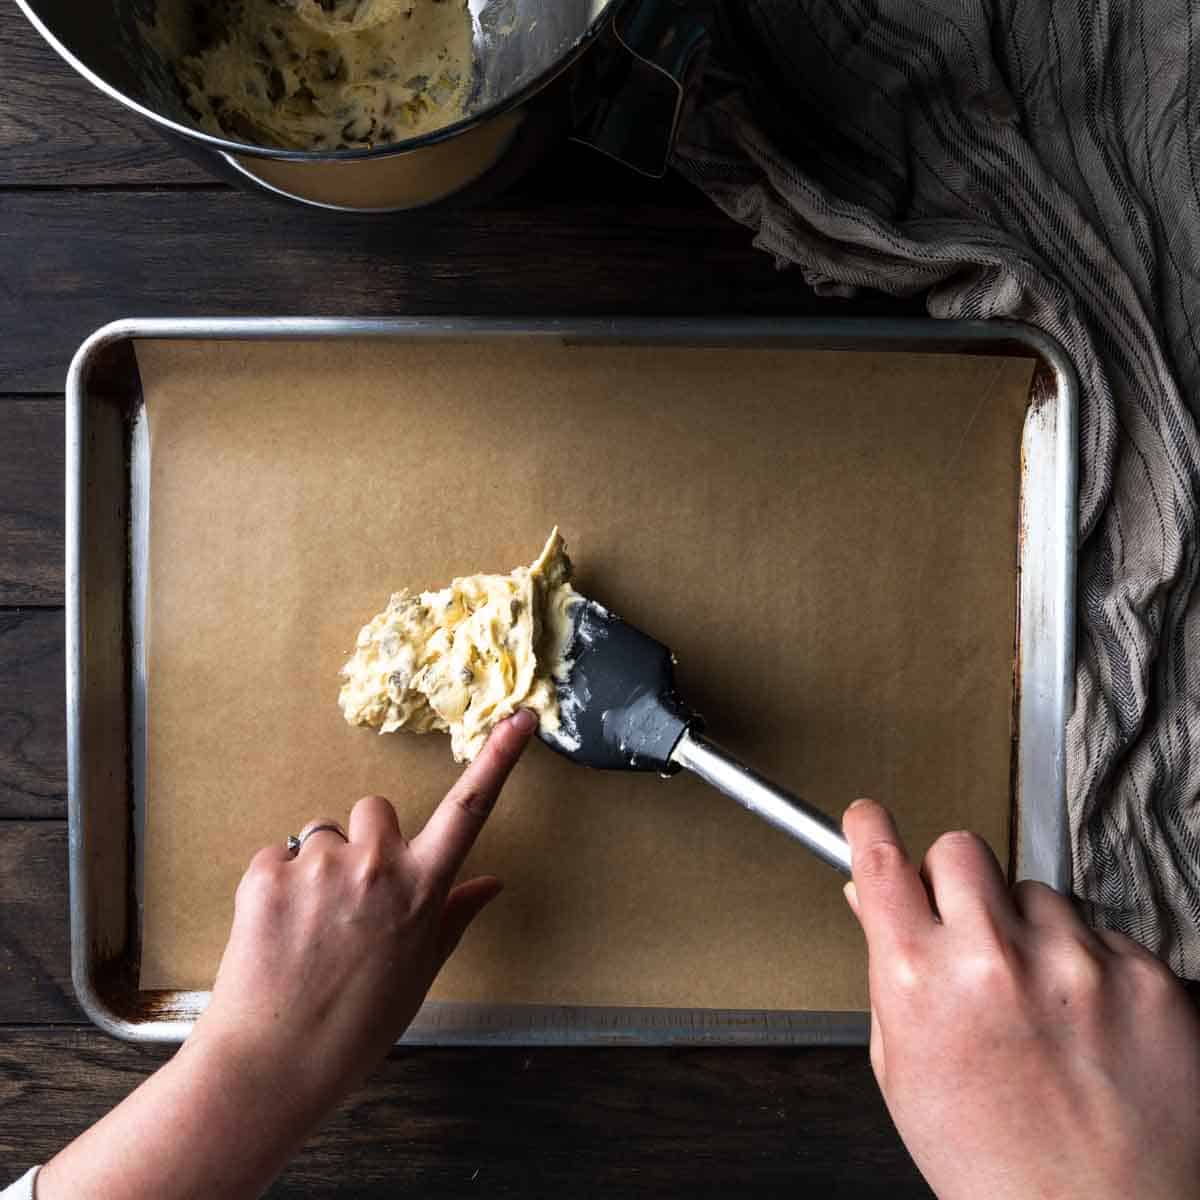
xmin=17 ymin=0 xmax=709 ymax=211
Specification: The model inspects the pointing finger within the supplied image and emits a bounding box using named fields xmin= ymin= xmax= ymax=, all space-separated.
xmin=413 ymin=708 xmax=537 ymax=882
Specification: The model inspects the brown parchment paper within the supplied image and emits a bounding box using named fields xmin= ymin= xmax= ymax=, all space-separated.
xmin=136 ymin=339 xmax=1033 ymax=1010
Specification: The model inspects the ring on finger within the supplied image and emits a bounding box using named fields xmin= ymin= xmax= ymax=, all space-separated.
xmin=285 ymin=822 xmax=349 ymax=856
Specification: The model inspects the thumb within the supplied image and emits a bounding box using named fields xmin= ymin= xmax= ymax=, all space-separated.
xmin=844 ymin=882 xmax=887 ymax=1088
xmin=435 ymin=875 xmax=504 ymax=968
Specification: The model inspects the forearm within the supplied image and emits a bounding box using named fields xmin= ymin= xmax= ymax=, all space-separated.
xmin=33 ymin=725 xmax=531 ymax=1200
xmin=36 ymin=1027 xmax=326 ymax=1200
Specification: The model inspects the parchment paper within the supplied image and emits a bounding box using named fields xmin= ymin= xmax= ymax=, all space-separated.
xmin=136 ymin=339 xmax=1032 ymax=1010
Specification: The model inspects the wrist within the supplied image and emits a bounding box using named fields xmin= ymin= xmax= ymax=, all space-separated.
xmin=187 ymin=1005 xmax=347 ymax=1130
xmin=37 ymin=1014 xmax=324 ymax=1200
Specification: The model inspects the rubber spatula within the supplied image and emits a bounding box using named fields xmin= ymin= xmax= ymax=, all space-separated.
xmin=540 ymin=599 xmax=853 ymax=875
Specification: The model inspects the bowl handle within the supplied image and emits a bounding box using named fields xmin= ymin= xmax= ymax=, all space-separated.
xmin=570 ymin=0 xmax=713 ymax=179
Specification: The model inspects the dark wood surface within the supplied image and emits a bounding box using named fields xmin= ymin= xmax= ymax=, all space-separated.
xmin=0 ymin=7 xmax=933 ymax=1194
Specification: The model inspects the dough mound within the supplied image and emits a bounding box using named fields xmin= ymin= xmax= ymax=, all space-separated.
xmin=339 ymin=529 xmax=580 ymax=762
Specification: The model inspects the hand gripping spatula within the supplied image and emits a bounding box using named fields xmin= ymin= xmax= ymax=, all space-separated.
xmin=540 ymin=599 xmax=853 ymax=876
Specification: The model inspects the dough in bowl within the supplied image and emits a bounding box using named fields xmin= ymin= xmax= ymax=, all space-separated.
xmin=148 ymin=0 xmax=474 ymax=151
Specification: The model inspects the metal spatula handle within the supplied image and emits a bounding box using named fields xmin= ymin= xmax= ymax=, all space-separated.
xmin=670 ymin=730 xmax=853 ymax=876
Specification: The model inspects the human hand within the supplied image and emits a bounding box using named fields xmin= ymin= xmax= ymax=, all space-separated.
xmin=37 ymin=710 xmax=537 ymax=1200
xmin=193 ymin=707 xmax=538 ymax=1114
xmin=841 ymin=799 xmax=1200 ymax=1200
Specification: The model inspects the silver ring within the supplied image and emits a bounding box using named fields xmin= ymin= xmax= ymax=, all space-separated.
xmin=285 ymin=823 xmax=348 ymax=856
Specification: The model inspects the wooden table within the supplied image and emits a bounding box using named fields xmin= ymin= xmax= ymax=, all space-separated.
xmin=0 ymin=9 xmax=933 ymax=1194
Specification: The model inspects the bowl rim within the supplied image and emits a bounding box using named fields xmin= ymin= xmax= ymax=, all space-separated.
xmin=15 ymin=0 xmax=618 ymax=162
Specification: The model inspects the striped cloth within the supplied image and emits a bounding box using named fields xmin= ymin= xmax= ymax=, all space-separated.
xmin=673 ymin=0 xmax=1200 ymax=978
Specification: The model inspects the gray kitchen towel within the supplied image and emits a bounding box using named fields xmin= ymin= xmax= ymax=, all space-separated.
xmin=674 ymin=0 xmax=1200 ymax=977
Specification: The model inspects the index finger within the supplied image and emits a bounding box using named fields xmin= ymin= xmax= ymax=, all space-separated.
xmin=412 ymin=708 xmax=537 ymax=881
xmin=842 ymin=799 xmax=938 ymax=952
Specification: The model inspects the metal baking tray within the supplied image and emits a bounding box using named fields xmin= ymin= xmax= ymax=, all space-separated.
xmin=66 ymin=317 xmax=1077 ymax=1045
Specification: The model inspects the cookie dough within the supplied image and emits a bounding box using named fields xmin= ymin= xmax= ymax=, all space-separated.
xmin=152 ymin=0 xmax=474 ymax=151
xmin=339 ymin=529 xmax=581 ymax=762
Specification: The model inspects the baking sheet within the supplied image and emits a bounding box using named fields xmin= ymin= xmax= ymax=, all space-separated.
xmin=135 ymin=339 xmax=1032 ymax=1010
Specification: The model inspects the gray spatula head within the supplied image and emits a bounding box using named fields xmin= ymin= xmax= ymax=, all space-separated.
xmin=538 ymin=596 xmax=853 ymax=874
xmin=540 ymin=599 xmax=695 ymax=772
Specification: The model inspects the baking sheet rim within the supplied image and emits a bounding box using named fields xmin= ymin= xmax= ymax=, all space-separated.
xmin=66 ymin=315 xmax=1077 ymax=1044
